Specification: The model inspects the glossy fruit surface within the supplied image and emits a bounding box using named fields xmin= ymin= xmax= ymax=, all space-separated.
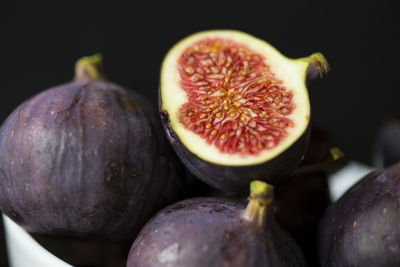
xmin=0 ymin=55 xmax=184 ymax=240
xmin=318 ymin=162 xmax=400 ymax=267
xmin=160 ymin=30 xmax=329 ymax=191
xmin=127 ymin=180 xmax=307 ymax=267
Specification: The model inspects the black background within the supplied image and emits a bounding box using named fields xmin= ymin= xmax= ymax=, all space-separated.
xmin=0 ymin=0 xmax=399 ymax=265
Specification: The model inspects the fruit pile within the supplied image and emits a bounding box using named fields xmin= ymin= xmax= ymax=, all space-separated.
xmin=0 ymin=30 xmax=398 ymax=267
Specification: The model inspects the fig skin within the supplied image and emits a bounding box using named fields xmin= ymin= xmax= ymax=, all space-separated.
xmin=0 ymin=55 xmax=184 ymax=241
xmin=127 ymin=181 xmax=307 ymax=267
xmin=318 ymin=162 xmax=400 ymax=267
xmin=276 ymin=125 xmax=345 ymax=235
xmin=276 ymin=171 xmax=330 ymax=267
xmin=373 ymin=119 xmax=400 ymax=168
xmin=294 ymin=125 xmax=346 ymax=176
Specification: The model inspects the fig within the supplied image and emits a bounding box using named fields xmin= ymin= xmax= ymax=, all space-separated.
xmin=159 ymin=30 xmax=329 ymax=191
xmin=373 ymin=118 xmax=400 ymax=168
xmin=276 ymin=171 xmax=330 ymax=267
xmin=0 ymin=54 xmax=184 ymax=241
xmin=294 ymin=125 xmax=346 ymax=176
xmin=318 ymin=162 xmax=400 ymax=267
xmin=276 ymin=125 xmax=346 ymax=231
xmin=127 ymin=180 xmax=307 ymax=267
xmin=275 ymin=125 xmax=345 ymax=267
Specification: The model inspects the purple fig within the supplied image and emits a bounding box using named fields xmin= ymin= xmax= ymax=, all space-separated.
xmin=318 ymin=162 xmax=400 ymax=267
xmin=0 ymin=54 xmax=184 ymax=241
xmin=127 ymin=180 xmax=307 ymax=267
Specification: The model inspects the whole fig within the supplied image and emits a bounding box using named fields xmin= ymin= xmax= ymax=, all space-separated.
xmin=127 ymin=180 xmax=307 ymax=267
xmin=0 ymin=54 xmax=184 ymax=241
xmin=318 ymin=162 xmax=400 ymax=267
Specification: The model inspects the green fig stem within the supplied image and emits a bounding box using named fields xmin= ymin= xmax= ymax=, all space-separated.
xmin=74 ymin=54 xmax=105 ymax=82
xmin=241 ymin=180 xmax=274 ymax=227
xmin=330 ymin=147 xmax=345 ymax=161
xmin=305 ymin=52 xmax=330 ymax=82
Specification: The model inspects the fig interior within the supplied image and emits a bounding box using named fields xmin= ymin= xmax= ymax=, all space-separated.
xmin=177 ymin=37 xmax=296 ymax=156
xmin=161 ymin=30 xmax=311 ymax=166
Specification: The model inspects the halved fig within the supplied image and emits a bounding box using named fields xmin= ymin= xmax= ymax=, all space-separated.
xmin=160 ymin=30 xmax=329 ymax=191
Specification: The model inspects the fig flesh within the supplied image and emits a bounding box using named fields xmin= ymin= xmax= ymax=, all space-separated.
xmin=160 ymin=30 xmax=329 ymax=191
xmin=0 ymin=55 xmax=184 ymax=241
xmin=127 ymin=180 xmax=307 ymax=267
xmin=318 ymin=162 xmax=400 ymax=267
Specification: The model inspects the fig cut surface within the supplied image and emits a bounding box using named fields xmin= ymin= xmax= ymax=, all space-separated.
xmin=160 ymin=30 xmax=328 ymax=191
xmin=159 ymin=30 xmax=329 ymax=192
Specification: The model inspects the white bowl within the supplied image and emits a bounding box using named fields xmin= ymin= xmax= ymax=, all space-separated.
xmin=2 ymin=215 xmax=71 ymax=267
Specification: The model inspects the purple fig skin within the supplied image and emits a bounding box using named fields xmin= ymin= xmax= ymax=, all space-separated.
xmin=318 ymin=162 xmax=400 ymax=267
xmin=294 ymin=125 xmax=346 ymax=176
xmin=274 ymin=125 xmax=344 ymax=267
xmin=127 ymin=197 xmax=307 ymax=267
xmin=0 ymin=78 xmax=184 ymax=241
xmin=160 ymin=108 xmax=310 ymax=192
xmin=276 ymin=171 xmax=330 ymax=267
xmin=373 ymin=119 xmax=400 ymax=168
xmin=276 ymin=125 xmax=342 ymax=236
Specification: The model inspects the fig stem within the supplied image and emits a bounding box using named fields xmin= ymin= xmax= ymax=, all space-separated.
xmin=241 ymin=180 xmax=274 ymax=227
xmin=330 ymin=147 xmax=345 ymax=161
xmin=305 ymin=52 xmax=330 ymax=82
xmin=74 ymin=54 xmax=105 ymax=82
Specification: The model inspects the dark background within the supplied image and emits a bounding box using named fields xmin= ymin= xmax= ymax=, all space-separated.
xmin=0 ymin=0 xmax=399 ymax=265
